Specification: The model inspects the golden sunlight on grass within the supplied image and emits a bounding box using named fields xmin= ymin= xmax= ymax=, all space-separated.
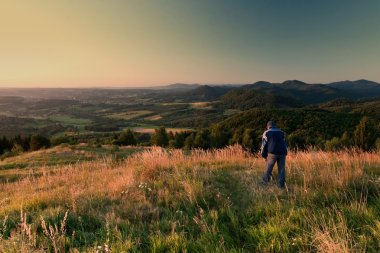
xmin=0 ymin=146 xmax=379 ymax=252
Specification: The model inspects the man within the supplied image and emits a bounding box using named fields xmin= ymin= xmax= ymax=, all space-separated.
xmin=261 ymin=120 xmax=287 ymax=188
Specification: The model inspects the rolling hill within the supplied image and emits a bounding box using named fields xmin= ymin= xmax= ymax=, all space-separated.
xmin=210 ymin=79 xmax=380 ymax=110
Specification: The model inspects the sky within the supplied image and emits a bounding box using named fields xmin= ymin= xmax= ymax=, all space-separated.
xmin=1 ymin=0 xmax=380 ymax=88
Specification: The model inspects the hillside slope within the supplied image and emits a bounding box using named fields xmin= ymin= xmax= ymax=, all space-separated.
xmin=326 ymin=79 xmax=380 ymax=98
xmin=0 ymin=146 xmax=379 ymax=252
xmin=215 ymin=108 xmax=361 ymax=144
xmin=215 ymin=79 xmax=380 ymax=110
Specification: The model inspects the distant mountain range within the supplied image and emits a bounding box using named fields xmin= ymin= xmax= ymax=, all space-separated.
xmin=0 ymin=80 xmax=378 ymax=106
xmin=162 ymin=79 xmax=380 ymax=107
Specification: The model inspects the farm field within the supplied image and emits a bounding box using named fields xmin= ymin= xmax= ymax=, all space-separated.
xmin=0 ymin=146 xmax=379 ymax=252
xmin=132 ymin=127 xmax=193 ymax=134
xmin=49 ymin=116 xmax=92 ymax=131
xmin=0 ymin=94 xmax=222 ymax=137
xmin=106 ymin=111 xmax=153 ymax=120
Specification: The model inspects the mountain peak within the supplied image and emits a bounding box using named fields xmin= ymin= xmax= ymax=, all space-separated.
xmin=252 ymin=81 xmax=272 ymax=86
xmin=166 ymin=83 xmax=201 ymax=89
xmin=282 ymin=80 xmax=307 ymax=85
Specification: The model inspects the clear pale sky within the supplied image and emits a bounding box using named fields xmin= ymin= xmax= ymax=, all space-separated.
xmin=1 ymin=0 xmax=380 ymax=87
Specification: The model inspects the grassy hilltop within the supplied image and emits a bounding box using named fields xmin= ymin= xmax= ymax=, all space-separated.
xmin=0 ymin=145 xmax=379 ymax=252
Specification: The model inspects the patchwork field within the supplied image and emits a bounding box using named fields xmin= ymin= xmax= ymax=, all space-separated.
xmin=49 ymin=115 xmax=92 ymax=131
xmin=132 ymin=127 xmax=193 ymax=134
xmin=0 ymin=146 xmax=379 ymax=252
xmin=106 ymin=111 xmax=154 ymax=120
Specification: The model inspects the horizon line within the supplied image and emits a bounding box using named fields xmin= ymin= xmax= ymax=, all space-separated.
xmin=0 ymin=78 xmax=378 ymax=89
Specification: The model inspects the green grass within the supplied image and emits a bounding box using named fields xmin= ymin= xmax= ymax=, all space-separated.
xmin=106 ymin=111 xmax=153 ymax=120
xmin=0 ymin=147 xmax=379 ymax=252
xmin=50 ymin=115 xmax=92 ymax=130
xmin=0 ymin=144 xmax=143 ymax=184
xmin=131 ymin=125 xmax=193 ymax=134
xmin=223 ymin=109 xmax=241 ymax=116
xmin=50 ymin=115 xmax=92 ymax=125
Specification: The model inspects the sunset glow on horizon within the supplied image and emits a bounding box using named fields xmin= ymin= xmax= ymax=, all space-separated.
xmin=1 ymin=0 xmax=380 ymax=88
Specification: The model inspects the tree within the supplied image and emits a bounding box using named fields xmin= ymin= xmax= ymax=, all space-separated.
xmin=193 ymin=129 xmax=210 ymax=149
xmin=210 ymin=125 xmax=229 ymax=148
xmin=325 ymin=137 xmax=342 ymax=151
xmin=0 ymin=138 xmax=4 ymax=155
xmin=168 ymin=139 xmax=177 ymax=149
xmin=1 ymin=137 xmax=11 ymax=152
xmin=168 ymin=131 xmax=175 ymax=142
xmin=324 ymin=131 xmax=355 ymax=151
xmin=135 ymin=133 xmax=151 ymax=146
xmin=184 ymin=133 xmax=195 ymax=150
xmin=242 ymin=128 xmax=255 ymax=152
xmin=340 ymin=131 xmax=353 ymax=148
xmin=229 ymin=129 xmax=242 ymax=145
xmin=354 ymin=117 xmax=377 ymax=150
xmin=168 ymin=132 xmax=189 ymax=149
xmin=30 ymin=135 xmax=51 ymax=151
xmin=287 ymin=130 xmax=307 ymax=150
xmin=168 ymin=131 xmax=177 ymax=148
xmin=11 ymin=143 xmax=24 ymax=154
xmin=152 ymin=127 xmax=169 ymax=147
xmin=51 ymin=135 xmax=72 ymax=146
xmin=12 ymin=135 xmax=30 ymax=151
xmin=117 ymin=129 xmax=137 ymax=146
xmin=376 ymin=138 xmax=380 ymax=151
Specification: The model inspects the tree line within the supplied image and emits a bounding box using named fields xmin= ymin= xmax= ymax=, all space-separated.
xmin=1 ymin=115 xmax=378 ymax=157
xmin=0 ymin=134 xmax=51 ymax=156
xmin=113 ymin=115 xmax=379 ymax=151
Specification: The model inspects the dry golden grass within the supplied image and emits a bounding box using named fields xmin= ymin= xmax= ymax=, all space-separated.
xmin=286 ymin=149 xmax=377 ymax=190
xmin=0 ymin=145 xmax=379 ymax=252
xmin=1 ymin=145 xmax=378 ymax=218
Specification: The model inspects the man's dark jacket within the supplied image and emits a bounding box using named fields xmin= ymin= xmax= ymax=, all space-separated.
xmin=260 ymin=127 xmax=287 ymax=158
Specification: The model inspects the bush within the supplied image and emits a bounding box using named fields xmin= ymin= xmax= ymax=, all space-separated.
xmin=30 ymin=135 xmax=51 ymax=151
xmin=152 ymin=127 xmax=169 ymax=147
xmin=116 ymin=129 xmax=137 ymax=146
xmin=325 ymin=137 xmax=342 ymax=151
xmin=354 ymin=117 xmax=377 ymax=150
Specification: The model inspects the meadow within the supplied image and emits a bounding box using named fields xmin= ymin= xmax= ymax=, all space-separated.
xmin=0 ymin=145 xmax=379 ymax=252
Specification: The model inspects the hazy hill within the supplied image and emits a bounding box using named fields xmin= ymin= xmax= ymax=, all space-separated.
xmin=158 ymin=79 xmax=342 ymax=105
xmin=182 ymin=85 xmax=233 ymax=101
xmin=1 ymin=79 xmax=378 ymax=105
xmin=242 ymin=80 xmax=343 ymax=104
xmin=159 ymin=83 xmax=202 ymax=90
xmin=318 ymin=98 xmax=380 ymax=118
xmin=326 ymin=79 xmax=380 ymax=98
xmin=218 ymin=89 xmax=303 ymax=110
xmin=327 ymin=79 xmax=380 ymax=90
xmin=145 ymin=85 xmax=234 ymax=102
xmin=213 ymin=79 xmax=380 ymax=110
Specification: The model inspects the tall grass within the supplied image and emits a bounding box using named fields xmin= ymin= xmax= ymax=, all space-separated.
xmin=0 ymin=145 xmax=379 ymax=252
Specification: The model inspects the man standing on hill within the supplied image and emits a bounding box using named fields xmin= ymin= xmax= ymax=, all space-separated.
xmin=261 ymin=120 xmax=287 ymax=188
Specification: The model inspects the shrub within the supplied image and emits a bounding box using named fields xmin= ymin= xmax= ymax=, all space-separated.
xmin=152 ymin=127 xmax=169 ymax=147
xmin=29 ymin=135 xmax=51 ymax=151
xmin=117 ymin=129 xmax=137 ymax=146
